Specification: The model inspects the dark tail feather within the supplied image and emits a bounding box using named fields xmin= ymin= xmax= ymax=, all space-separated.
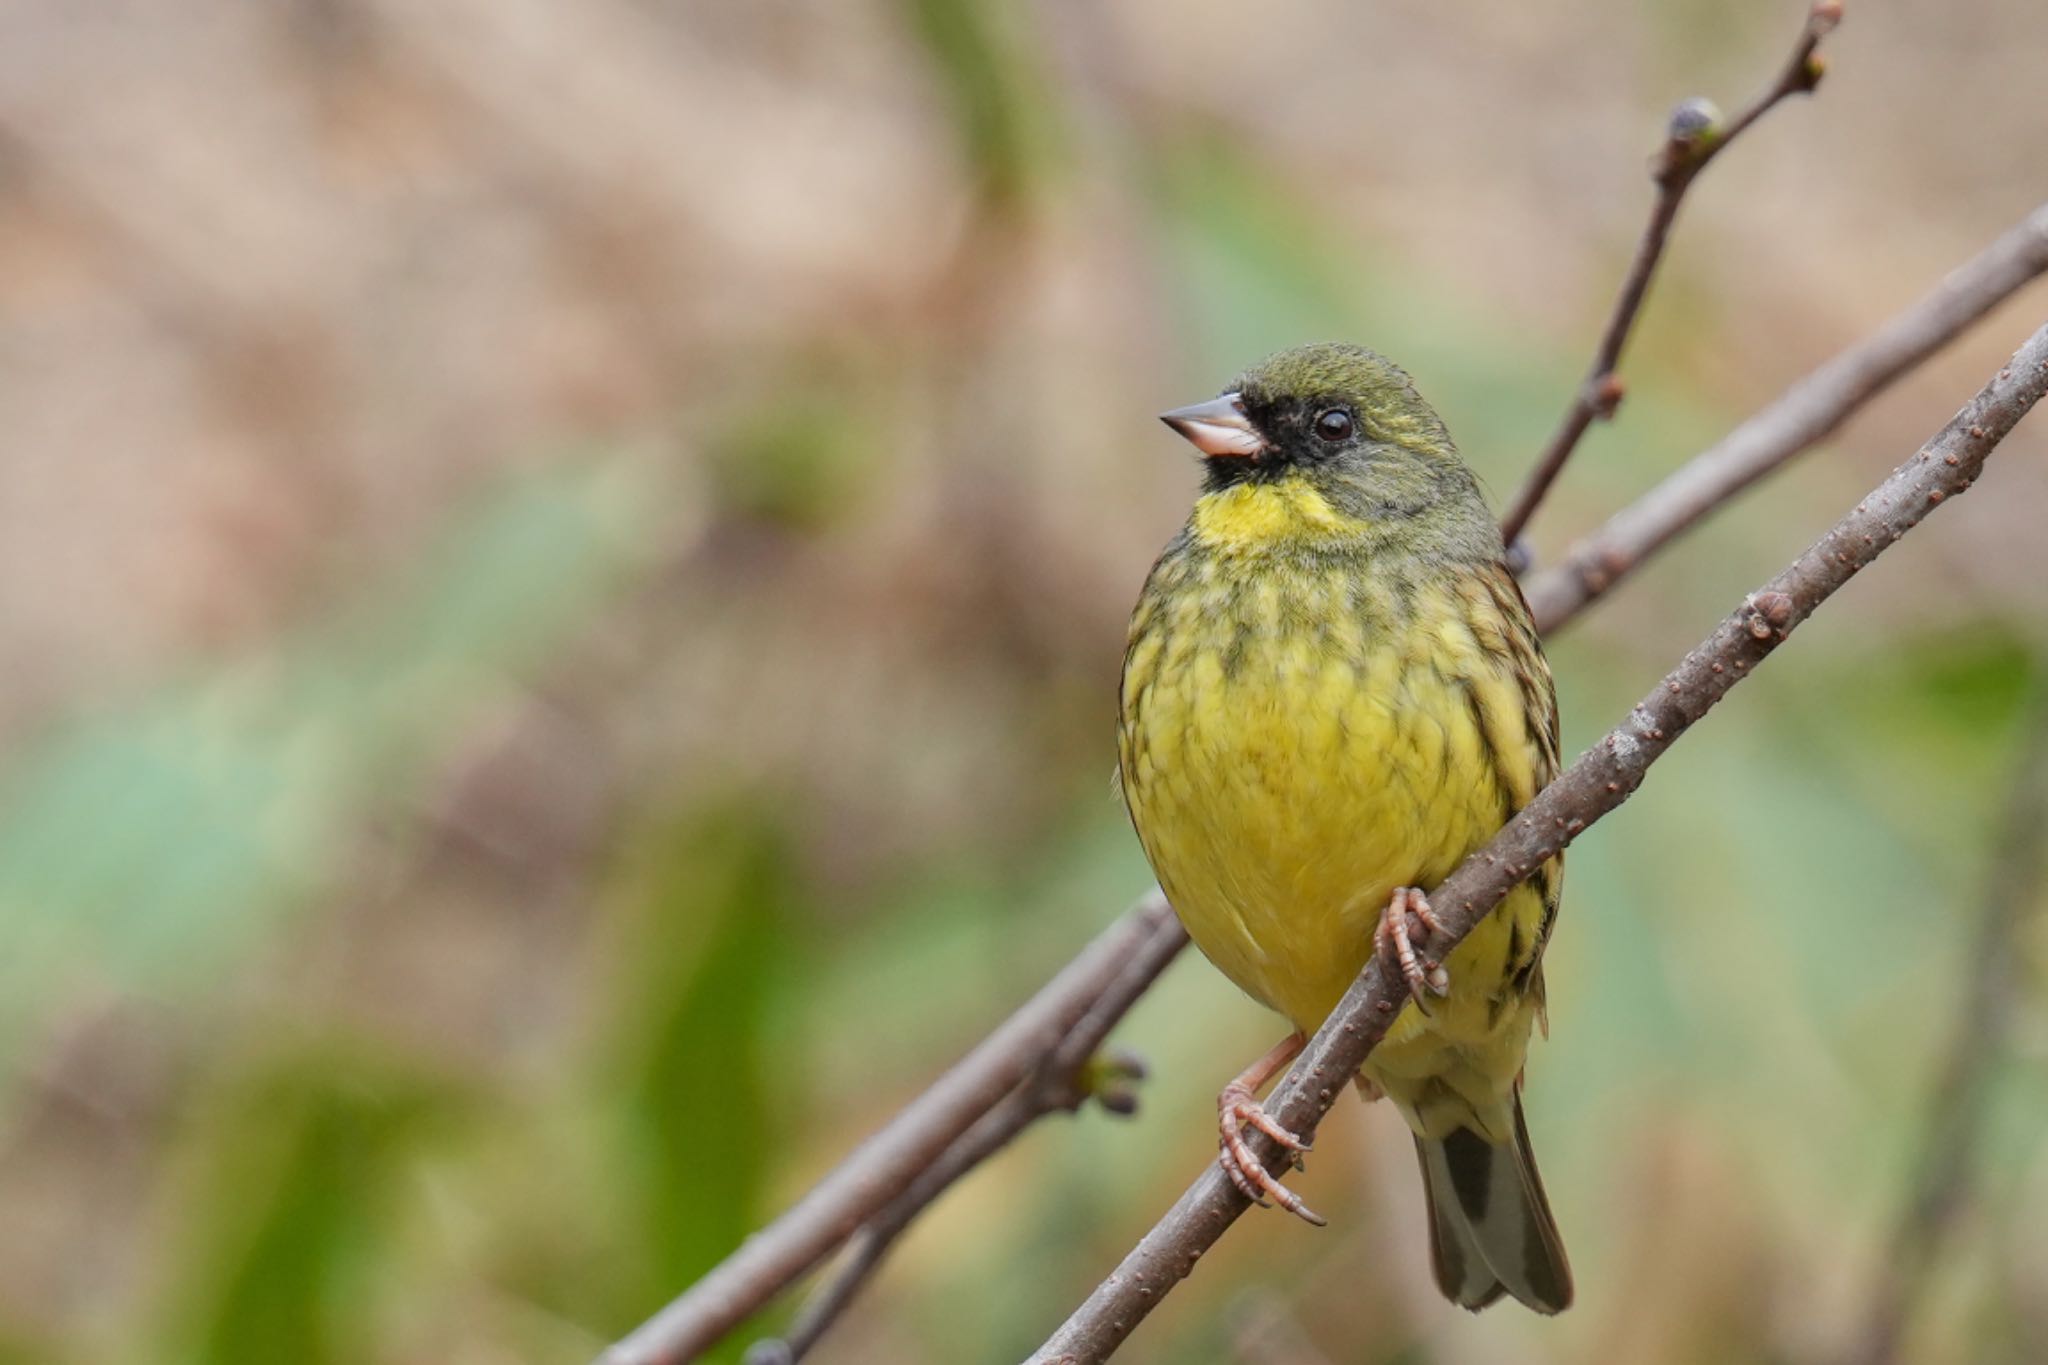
xmin=1413 ymin=1095 xmax=1573 ymax=1314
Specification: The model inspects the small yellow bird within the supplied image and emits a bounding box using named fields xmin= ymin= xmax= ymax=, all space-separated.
xmin=1117 ymin=344 xmax=1571 ymax=1313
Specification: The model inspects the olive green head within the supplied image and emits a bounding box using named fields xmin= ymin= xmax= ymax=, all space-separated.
xmin=1160 ymin=343 xmax=1498 ymax=555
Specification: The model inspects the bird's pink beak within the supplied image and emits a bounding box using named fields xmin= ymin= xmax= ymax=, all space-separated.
xmin=1160 ymin=393 xmax=1268 ymax=459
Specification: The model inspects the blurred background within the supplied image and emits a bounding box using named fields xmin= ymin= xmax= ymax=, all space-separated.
xmin=2 ymin=1 xmax=2046 ymax=1362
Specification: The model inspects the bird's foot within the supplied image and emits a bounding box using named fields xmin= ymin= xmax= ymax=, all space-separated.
xmin=1374 ymin=886 xmax=1451 ymax=1003
xmin=1215 ymin=1033 xmax=1324 ymax=1226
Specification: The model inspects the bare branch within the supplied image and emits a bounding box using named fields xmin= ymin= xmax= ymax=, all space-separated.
xmin=745 ymin=916 xmax=1185 ymax=1363
xmin=744 ymin=1099 xmax=1050 ymax=1365
xmin=1525 ymin=201 xmax=2048 ymax=631
xmin=1026 ymin=322 xmax=2048 ymax=1365
xmin=1497 ymin=0 xmax=1844 ymax=545
xmin=597 ymin=892 xmax=1183 ymax=1365
xmin=1844 ymin=689 xmax=2048 ymax=1365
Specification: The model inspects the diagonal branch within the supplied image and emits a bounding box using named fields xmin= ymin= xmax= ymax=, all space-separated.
xmin=1524 ymin=201 xmax=2048 ymax=630
xmin=1026 ymin=321 xmax=2048 ymax=1365
xmin=1843 ymin=687 xmax=2048 ymax=1365
xmin=744 ymin=917 xmax=1185 ymax=1363
xmin=596 ymin=893 xmax=1183 ymax=1365
xmin=1498 ymin=0 xmax=1843 ymax=546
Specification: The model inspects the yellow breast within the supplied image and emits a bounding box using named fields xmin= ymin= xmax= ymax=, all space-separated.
xmin=1118 ymin=477 xmax=1558 ymax=1136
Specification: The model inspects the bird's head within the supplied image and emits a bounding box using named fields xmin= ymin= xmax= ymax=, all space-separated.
xmin=1160 ymin=343 xmax=1495 ymax=552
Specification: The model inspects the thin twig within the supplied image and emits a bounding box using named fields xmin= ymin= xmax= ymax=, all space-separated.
xmin=742 ymin=1103 xmax=1047 ymax=1365
xmin=1498 ymin=0 xmax=1843 ymax=546
xmin=596 ymin=893 xmax=1182 ymax=1365
xmin=1026 ymin=323 xmax=2048 ymax=1364
xmin=1844 ymin=688 xmax=2048 ymax=1365
xmin=1524 ymin=201 xmax=2048 ymax=630
xmin=745 ymin=915 xmax=1187 ymax=1363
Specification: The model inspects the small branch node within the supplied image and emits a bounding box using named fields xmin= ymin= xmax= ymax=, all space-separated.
xmin=1592 ymin=372 xmax=1628 ymax=418
xmin=1081 ymin=1047 xmax=1152 ymax=1117
xmin=1749 ymin=590 xmax=1796 ymax=632
xmin=1655 ymin=98 xmax=1723 ymax=184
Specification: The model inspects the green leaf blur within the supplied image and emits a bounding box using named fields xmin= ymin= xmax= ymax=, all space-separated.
xmin=2 ymin=4 xmax=2043 ymax=1364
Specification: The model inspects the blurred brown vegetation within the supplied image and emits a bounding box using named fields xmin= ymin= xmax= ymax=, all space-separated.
xmin=1 ymin=1 xmax=2046 ymax=1363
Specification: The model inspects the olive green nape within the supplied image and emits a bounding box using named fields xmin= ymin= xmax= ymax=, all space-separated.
xmin=1236 ymin=342 xmax=1453 ymax=452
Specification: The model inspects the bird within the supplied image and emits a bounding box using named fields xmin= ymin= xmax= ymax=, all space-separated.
xmin=1116 ymin=342 xmax=1572 ymax=1313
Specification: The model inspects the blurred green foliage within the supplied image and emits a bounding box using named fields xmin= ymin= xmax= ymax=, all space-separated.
xmin=4 ymin=3 xmax=2046 ymax=1364
xmin=156 ymin=1051 xmax=449 ymax=1365
xmin=0 ymin=461 xmax=653 ymax=1113
xmin=707 ymin=361 xmax=891 ymax=533
xmin=597 ymin=802 xmax=789 ymax=1341
xmin=901 ymin=0 xmax=1061 ymax=203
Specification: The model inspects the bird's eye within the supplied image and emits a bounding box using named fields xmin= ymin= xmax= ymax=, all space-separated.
xmin=1314 ymin=407 xmax=1355 ymax=442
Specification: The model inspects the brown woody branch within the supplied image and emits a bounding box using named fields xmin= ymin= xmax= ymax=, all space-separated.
xmin=1025 ymin=322 xmax=2048 ymax=1364
xmin=1844 ymin=688 xmax=2048 ymax=1365
xmin=1524 ymin=201 xmax=2048 ymax=630
xmin=596 ymin=894 xmax=1183 ymax=1365
xmin=743 ymin=914 xmax=1186 ymax=1363
xmin=1498 ymin=0 xmax=1842 ymax=546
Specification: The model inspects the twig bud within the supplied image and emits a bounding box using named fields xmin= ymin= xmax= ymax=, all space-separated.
xmin=1667 ymin=97 xmax=1722 ymax=145
xmin=1082 ymin=1047 xmax=1151 ymax=1118
xmin=1593 ymin=373 xmax=1628 ymax=418
xmin=1655 ymin=98 xmax=1723 ymax=184
xmin=1744 ymin=590 xmax=1795 ymax=638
